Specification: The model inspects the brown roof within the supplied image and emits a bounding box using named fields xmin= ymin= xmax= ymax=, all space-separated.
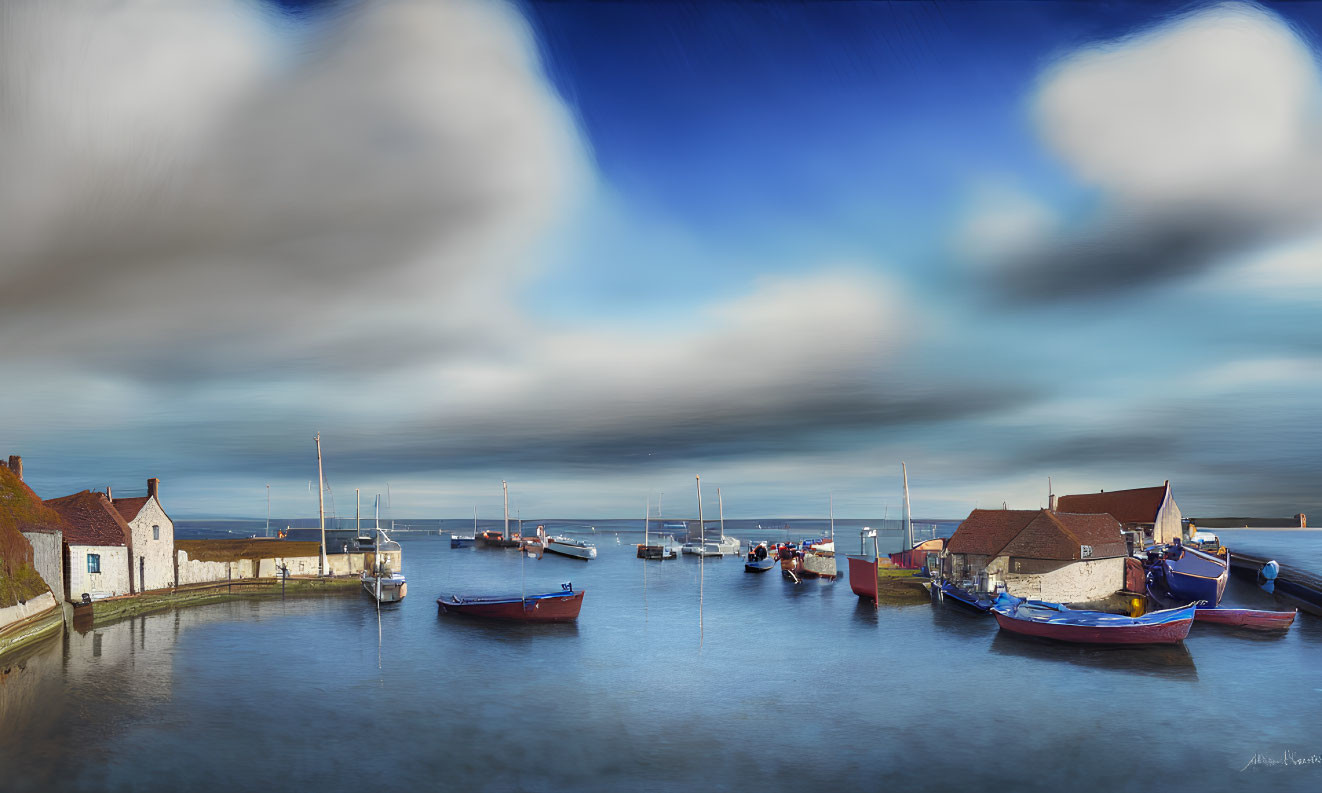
xmin=44 ymin=491 xmax=132 ymax=547
xmin=946 ymin=510 xmax=1040 ymax=556
xmin=998 ymin=511 xmax=1126 ymax=561
xmin=176 ymin=539 xmax=322 ymax=563
xmin=110 ymin=496 xmax=150 ymax=523
xmin=1056 ymin=484 xmax=1168 ymax=525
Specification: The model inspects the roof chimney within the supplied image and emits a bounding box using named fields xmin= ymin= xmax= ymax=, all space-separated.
xmin=107 ymin=485 xmax=113 ymax=502
xmin=147 ymin=477 xmax=159 ymax=499
xmin=6 ymin=455 xmax=21 ymax=481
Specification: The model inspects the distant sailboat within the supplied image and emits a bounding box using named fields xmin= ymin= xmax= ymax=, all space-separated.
xmin=362 ymin=495 xmax=406 ymax=603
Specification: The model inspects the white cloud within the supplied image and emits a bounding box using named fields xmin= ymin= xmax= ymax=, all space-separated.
xmin=1034 ymin=2 xmax=1320 ymax=203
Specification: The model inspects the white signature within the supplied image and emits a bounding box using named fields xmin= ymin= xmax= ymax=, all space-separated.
xmin=1241 ymin=751 xmax=1322 ymax=771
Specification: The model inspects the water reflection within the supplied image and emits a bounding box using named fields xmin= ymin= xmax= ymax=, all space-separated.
xmin=989 ymin=630 xmax=1199 ymax=680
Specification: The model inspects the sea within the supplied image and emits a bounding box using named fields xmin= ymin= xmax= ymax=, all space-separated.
xmin=1 ymin=521 xmax=1320 ymax=792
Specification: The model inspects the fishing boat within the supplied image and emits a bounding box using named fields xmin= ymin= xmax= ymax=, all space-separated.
xmin=1145 ymin=540 xmax=1229 ymax=608
xmin=937 ymin=580 xmax=994 ymax=614
xmin=745 ymin=541 xmax=776 ymax=572
xmin=478 ymin=480 xmax=521 ymax=548
xmin=847 ymin=527 xmax=880 ymax=599
xmin=362 ymin=496 xmax=406 ymax=603
xmin=546 ymin=533 xmax=597 ymax=560
xmin=1192 ymin=607 xmax=1296 ymax=631
xmin=991 ymin=596 xmax=1195 ymax=645
xmin=436 ymin=582 xmax=584 ymax=622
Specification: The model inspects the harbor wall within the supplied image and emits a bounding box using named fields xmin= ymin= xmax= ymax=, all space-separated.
xmin=0 ymin=592 xmax=61 ymax=657
xmin=176 ymin=549 xmax=323 ymax=585
xmin=20 ymin=530 xmax=63 ymax=601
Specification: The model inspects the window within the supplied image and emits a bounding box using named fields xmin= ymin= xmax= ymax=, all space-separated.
xmin=87 ymin=553 xmax=101 ymax=574
xmin=153 ymin=525 xmax=160 ymax=540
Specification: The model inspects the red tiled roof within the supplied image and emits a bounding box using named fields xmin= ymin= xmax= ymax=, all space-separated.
xmin=946 ymin=510 xmax=1039 ymax=556
xmin=1056 ymin=485 xmax=1168 ymax=525
xmin=998 ymin=511 xmax=1126 ymax=561
xmin=110 ymin=496 xmax=150 ymax=523
xmin=44 ymin=491 xmax=131 ymax=547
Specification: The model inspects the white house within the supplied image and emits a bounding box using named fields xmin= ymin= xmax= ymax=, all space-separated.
xmin=45 ymin=490 xmax=132 ymax=601
xmin=109 ymin=478 xmax=175 ymax=592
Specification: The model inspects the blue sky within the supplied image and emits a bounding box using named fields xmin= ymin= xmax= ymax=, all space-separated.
xmin=3 ymin=0 xmax=1322 ymax=520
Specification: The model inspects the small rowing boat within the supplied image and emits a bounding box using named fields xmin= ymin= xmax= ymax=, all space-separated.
xmin=436 ymin=583 xmax=584 ymax=623
xmin=992 ymin=596 xmax=1194 ymax=645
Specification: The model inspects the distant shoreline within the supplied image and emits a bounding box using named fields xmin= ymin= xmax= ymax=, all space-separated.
xmin=1210 ymin=526 xmax=1319 ymax=532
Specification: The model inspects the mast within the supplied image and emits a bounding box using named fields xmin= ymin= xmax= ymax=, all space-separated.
xmin=718 ymin=487 xmax=724 ymax=540
xmin=265 ymin=483 xmax=270 ymax=537
xmin=696 ymin=474 xmax=704 ymax=643
xmin=829 ymin=492 xmax=834 ymax=542
xmin=315 ymin=433 xmax=327 ymax=576
xmin=473 ymin=505 xmax=478 ymax=534
xmin=644 ymin=496 xmax=649 ymax=545
xmin=356 ymin=488 xmax=360 ymax=535
xmin=902 ymin=461 xmax=912 ymax=551
xmin=502 ymin=480 xmax=509 ymax=540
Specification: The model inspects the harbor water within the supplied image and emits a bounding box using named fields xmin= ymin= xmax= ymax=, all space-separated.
xmin=2 ymin=523 xmax=1320 ymax=792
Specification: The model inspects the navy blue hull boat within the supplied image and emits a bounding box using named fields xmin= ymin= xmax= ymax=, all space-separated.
xmin=1145 ymin=541 xmax=1229 ymax=608
xmin=938 ymin=581 xmax=994 ymax=614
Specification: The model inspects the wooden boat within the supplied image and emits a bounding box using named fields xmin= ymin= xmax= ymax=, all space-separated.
xmin=1145 ymin=540 xmax=1228 ymax=607
xmin=847 ymin=527 xmax=880 ymax=599
xmin=938 ymin=581 xmax=993 ymax=614
xmin=992 ymin=597 xmax=1195 ymax=645
xmin=436 ymin=583 xmax=584 ymax=622
xmin=1193 ymin=607 xmax=1296 ymax=631
xmin=546 ymin=534 xmax=597 ymax=560
xmin=745 ymin=541 xmax=776 ymax=572
xmin=362 ymin=496 xmax=406 ymax=604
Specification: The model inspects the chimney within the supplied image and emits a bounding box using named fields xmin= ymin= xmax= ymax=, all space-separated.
xmin=107 ymin=485 xmax=113 ymax=502
xmin=1049 ymin=494 xmax=1058 ymax=511
xmin=6 ymin=455 xmax=21 ymax=481
xmin=147 ymin=477 xmax=159 ymax=499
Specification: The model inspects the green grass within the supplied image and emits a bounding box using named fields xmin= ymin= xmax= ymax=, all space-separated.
xmin=0 ymin=565 xmax=51 ymax=609
xmin=875 ymin=567 xmax=934 ymax=605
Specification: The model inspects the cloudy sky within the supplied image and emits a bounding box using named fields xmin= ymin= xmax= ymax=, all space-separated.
xmin=3 ymin=0 xmax=1321 ymax=520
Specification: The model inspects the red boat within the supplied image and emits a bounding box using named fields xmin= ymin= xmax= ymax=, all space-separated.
xmin=847 ymin=556 xmax=878 ymax=599
xmin=992 ymin=598 xmax=1195 ymax=645
xmin=436 ymin=583 xmax=584 ymax=622
xmin=1193 ymin=607 xmax=1296 ymax=631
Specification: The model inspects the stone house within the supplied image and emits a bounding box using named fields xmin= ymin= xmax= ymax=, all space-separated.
xmin=943 ymin=508 xmax=1127 ymax=603
xmin=1055 ymin=481 xmax=1184 ymax=547
xmin=108 ymin=478 xmax=175 ymax=592
xmin=45 ymin=491 xmax=133 ymax=601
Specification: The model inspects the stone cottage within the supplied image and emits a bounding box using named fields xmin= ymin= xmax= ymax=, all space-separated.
xmin=108 ymin=478 xmax=175 ymax=593
xmin=45 ymin=491 xmax=133 ymax=601
xmin=943 ymin=508 xmax=1127 ymax=603
xmin=1055 ymin=481 xmax=1184 ymax=547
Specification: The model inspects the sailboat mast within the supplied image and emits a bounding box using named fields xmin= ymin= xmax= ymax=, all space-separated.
xmin=829 ymin=493 xmax=834 ymax=542
xmin=265 ymin=483 xmax=270 ymax=537
xmin=473 ymin=505 xmax=477 ymax=534
xmin=718 ymin=487 xmax=724 ymax=540
xmin=356 ymin=488 xmax=360 ymax=534
xmin=315 ymin=433 xmax=327 ymax=576
xmin=502 ymin=480 xmax=509 ymax=539
xmin=696 ymin=474 xmax=704 ymax=641
xmin=902 ymin=461 xmax=912 ymax=551
xmin=644 ymin=496 xmax=649 ymax=545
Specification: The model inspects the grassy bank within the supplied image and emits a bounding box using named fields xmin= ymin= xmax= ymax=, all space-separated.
xmin=88 ymin=577 xmax=362 ymax=626
xmin=875 ymin=568 xmax=933 ymax=605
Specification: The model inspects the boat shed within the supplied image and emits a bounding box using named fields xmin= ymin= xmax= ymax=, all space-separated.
xmin=1054 ymin=481 xmax=1183 ymax=546
xmin=943 ymin=509 xmax=1127 ymax=603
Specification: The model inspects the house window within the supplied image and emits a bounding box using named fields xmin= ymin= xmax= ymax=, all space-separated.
xmin=153 ymin=525 xmax=160 ymax=540
xmin=87 ymin=553 xmax=101 ymax=574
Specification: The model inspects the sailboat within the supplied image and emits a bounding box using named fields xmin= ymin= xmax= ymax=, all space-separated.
xmin=451 ymin=506 xmax=477 ymax=548
xmin=362 ymin=495 xmax=406 ymax=603
xmin=714 ymin=488 xmax=740 ymax=555
xmin=477 ymin=481 xmax=521 ymax=548
xmin=637 ymin=496 xmax=678 ymax=559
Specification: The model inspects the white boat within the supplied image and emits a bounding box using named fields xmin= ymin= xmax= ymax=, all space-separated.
xmin=362 ymin=495 xmax=406 ymax=603
xmin=681 ymin=542 xmax=702 ymax=555
xmin=697 ymin=541 xmax=723 ymax=557
xmin=546 ymin=534 xmax=597 ymax=560
xmin=714 ymin=490 xmax=740 ymax=554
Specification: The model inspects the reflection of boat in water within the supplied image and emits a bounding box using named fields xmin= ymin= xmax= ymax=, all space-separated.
xmin=989 ymin=630 xmax=1197 ymax=679
xmin=992 ymin=597 xmax=1194 ymax=645
xmin=436 ymin=583 xmax=584 ymax=622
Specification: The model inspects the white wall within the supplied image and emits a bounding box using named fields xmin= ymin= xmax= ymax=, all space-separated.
xmin=126 ymin=497 xmax=175 ymax=591
xmin=68 ymin=545 xmax=130 ymax=600
xmin=993 ymin=555 xmax=1125 ymax=603
xmin=20 ymin=530 xmax=63 ymax=601
xmin=175 ymin=549 xmax=324 ymax=586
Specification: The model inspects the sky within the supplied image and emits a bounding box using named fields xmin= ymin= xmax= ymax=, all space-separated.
xmin=3 ymin=0 xmax=1322 ymax=520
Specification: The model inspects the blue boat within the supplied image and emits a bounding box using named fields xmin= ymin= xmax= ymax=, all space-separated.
xmin=744 ymin=541 xmax=776 ymax=572
xmin=1145 ymin=540 xmax=1229 ymax=608
xmin=937 ymin=581 xmax=994 ymax=614
xmin=450 ymin=534 xmax=475 ymax=548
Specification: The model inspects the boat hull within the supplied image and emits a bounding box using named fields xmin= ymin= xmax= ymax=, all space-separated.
xmin=745 ymin=558 xmax=776 ymax=572
xmin=636 ymin=544 xmax=675 ymax=560
xmin=846 ymin=556 xmax=878 ymax=599
xmin=993 ymin=602 xmax=1194 ymax=645
xmin=436 ymin=589 xmax=584 ymax=622
xmin=938 ymin=582 xmax=993 ymax=614
xmin=1193 ymin=607 xmax=1296 ymax=630
xmin=546 ymin=541 xmax=596 ymax=560
xmin=362 ymin=575 xmax=406 ymax=603
xmin=1148 ymin=545 xmax=1229 ymax=607
xmin=450 ymin=536 xmax=475 ymax=548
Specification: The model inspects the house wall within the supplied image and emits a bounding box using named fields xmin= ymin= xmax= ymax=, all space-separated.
xmin=127 ymin=497 xmax=175 ymax=592
xmin=992 ymin=555 xmax=1125 ymax=603
xmin=942 ymin=552 xmax=991 ymax=583
xmin=175 ymin=549 xmax=325 ymax=586
xmin=67 ymin=545 xmax=130 ymax=600
xmin=20 ymin=530 xmax=63 ymax=601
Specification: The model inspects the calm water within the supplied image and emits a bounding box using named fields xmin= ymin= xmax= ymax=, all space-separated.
xmin=2 ymin=524 xmax=1321 ymax=792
